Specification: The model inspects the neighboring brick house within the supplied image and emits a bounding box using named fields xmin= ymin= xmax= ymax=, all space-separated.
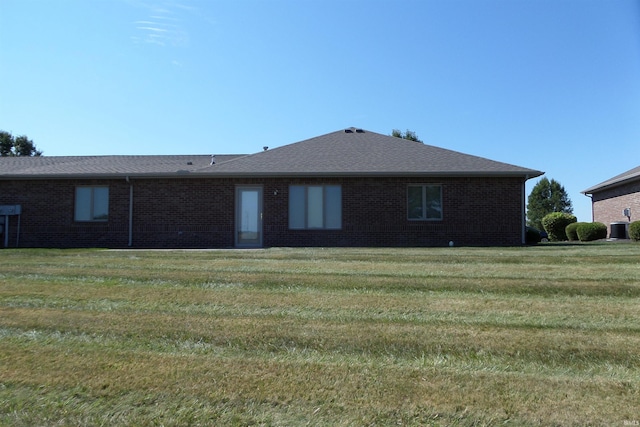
xmin=0 ymin=128 xmax=543 ymax=248
xmin=582 ymin=165 xmax=640 ymax=238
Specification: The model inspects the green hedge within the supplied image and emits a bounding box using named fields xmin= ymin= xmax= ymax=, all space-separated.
xmin=630 ymin=221 xmax=640 ymax=241
xmin=565 ymin=222 xmax=584 ymax=241
xmin=541 ymin=212 xmax=577 ymax=241
xmin=576 ymin=222 xmax=608 ymax=242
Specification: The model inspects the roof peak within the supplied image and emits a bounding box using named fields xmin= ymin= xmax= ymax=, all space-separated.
xmin=343 ymin=127 xmax=365 ymax=134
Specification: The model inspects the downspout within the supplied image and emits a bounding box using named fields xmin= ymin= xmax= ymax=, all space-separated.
xmin=126 ymin=176 xmax=133 ymax=247
xmin=583 ymin=193 xmax=593 ymax=222
xmin=522 ymin=176 xmax=528 ymax=244
xmin=3 ymin=215 xmax=7 ymax=248
xmin=16 ymin=213 xmax=20 ymax=248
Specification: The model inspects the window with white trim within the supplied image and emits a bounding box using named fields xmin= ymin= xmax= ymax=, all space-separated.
xmin=75 ymin=186 xmax=109 ymax=222
xmin=408 ymin=185 xmax=442 ymax=220
xmin=289 ymin=185 xmax=341 ymax=229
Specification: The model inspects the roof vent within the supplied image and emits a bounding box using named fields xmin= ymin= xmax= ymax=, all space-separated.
xmin=210 ymin=155 xmax=215 ymax=165
xmin=344 ymin=128 xmax=354 ymax=133
xmin=355 ymin=129 xmax=364 ymax=133
xmin=187 ymin=161 xmax=193 ymax=165
xmin=263 ymin=146 xmax=269 ymax=151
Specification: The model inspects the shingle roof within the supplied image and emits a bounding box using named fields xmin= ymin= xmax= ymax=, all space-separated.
xmin=582 ymin=165 xmax=640 ymax=194
xmin=201 ymin=129 xmax=542 ymax=177
xmin=0 ymin=128 xmax=543 ymax=179
xmin=0 ymin=155 xmax=242 ymax=178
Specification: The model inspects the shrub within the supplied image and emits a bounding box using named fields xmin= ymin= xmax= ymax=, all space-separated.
xmin=525 ymin=226 xmax=543 ymax=244
xmin=576 ymin=222 xmax=608 ymax=242
xmin=630 ymin=221 xmax=640 ymax=241
xmin=565 ymin=222 xmax=584 ymax=241
xmin=541 ymin=212 xmax=577 ymax=241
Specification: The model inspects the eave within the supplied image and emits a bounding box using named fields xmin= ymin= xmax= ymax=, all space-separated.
xmin=0 ymin=169 xmax=543 ymax=180
xmin=582 ymin=173 xmax=640 ymax=195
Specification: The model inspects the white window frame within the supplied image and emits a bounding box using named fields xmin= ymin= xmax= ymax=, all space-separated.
xmin=75 ymin=186 xmax=109 ymax=222
xmin=407 ymin=184 xmax=442 ymax=221
xmin=289 ymin=185 xmax=342 ymax=230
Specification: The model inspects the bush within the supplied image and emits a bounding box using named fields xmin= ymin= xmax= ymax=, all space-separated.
xmin=630 ymin=221 xmax=640 ymax=241
xmin=541 ymin=212 xmax=577 ymax=242
xmin=525 ymin=226 xmax=543 ymax=244
xmin=576 ymin=222 xmax=608 ymax=242
xmin=565 ymin=222 xmax=584 ymax=241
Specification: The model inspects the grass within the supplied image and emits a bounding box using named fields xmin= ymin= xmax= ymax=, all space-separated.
xmin=0 ymin=244 xmax=638 ymax=426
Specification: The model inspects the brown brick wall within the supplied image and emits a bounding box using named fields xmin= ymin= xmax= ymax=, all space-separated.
xmin=0 ymin=176 xmax=526 ymax=248
xmin=590 ymin=179 xmax=640 ymax=238
xmin=0 ymin=179 xmax=131 ymax=248
xmin=264 ymin=177 xmax=524 ymax=247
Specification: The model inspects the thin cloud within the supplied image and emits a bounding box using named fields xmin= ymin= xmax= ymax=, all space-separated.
xmin=149 ymin=13 xmax=179 ymax=21
xmin=137 ymin=27 xmax=168 ymax=32
xmin=130 ymin=1 xmax=192 ymax=47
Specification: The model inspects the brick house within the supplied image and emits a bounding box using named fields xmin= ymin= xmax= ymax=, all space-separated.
xmin=0 ymin=128 xmax=543 ymax=248
xmin=582 ymin=165 xmax=640 ymax=238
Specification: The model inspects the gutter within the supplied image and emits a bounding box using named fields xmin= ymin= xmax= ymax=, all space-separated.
xmin=0 ymin=170 xmax=545 ymax=180
xmin=582 ymin=173 xmax=640 ymax=195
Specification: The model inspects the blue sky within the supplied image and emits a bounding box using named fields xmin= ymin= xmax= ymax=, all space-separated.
xmin=1 ymin=0 xmax=639 ymax=223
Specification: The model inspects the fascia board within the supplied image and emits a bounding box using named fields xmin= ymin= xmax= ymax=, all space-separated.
xmin=0 ymin=169 xmax=544 ymax=180
xmin=582 ymin=176 xmax=640 ymax=195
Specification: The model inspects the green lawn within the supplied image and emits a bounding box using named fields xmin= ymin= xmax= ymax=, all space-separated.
xmin=0 ymin=244 xmax=638 ymax=426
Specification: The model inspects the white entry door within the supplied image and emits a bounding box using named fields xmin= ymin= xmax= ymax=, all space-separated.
xmin=235 ymin=186 xmax=263 ymax=247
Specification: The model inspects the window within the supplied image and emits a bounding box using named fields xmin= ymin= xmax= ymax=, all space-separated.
xmin=75 ymin=186 xmax=109 ymax=221
xmin=408 ymin=185 xmax=442 ymax=220
xmin=289 ymin=185 xmax=341 ymax=229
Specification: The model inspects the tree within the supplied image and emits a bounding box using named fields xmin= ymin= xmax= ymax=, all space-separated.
xmin=391 ymin=129 xmax=423 ymax=143
xmin=526 ymin=177 xmax=572 ymax=231
xmin=0 ymin=131 xmax=42 ymax=156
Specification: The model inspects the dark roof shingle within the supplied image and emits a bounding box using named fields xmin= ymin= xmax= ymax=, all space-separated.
xmin=0 ymin=155 xmax=242 ymax=178
xmin=582 ymin=165 xmax=640 ymax=194
xmin=200 ymin=129 xmax=542 ymax=177
xmin=0 ymin=128 xmax=543 ymax=179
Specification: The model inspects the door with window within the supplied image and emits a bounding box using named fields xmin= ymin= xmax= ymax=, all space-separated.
xmin=235 ymin=186 xmax=263 ymax=247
